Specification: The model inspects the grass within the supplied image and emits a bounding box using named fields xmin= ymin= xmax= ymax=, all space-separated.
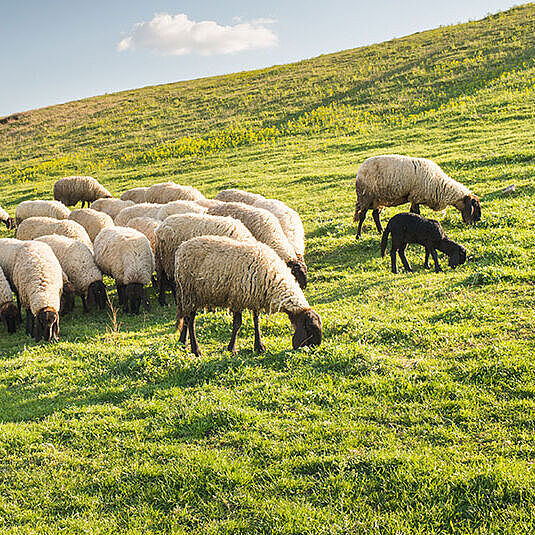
xmin=1 ymin=4 xmax=535 ymax=533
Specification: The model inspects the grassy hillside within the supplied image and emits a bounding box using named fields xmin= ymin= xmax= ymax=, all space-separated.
xmin=1 ymin=4 xmax=535 ymax=534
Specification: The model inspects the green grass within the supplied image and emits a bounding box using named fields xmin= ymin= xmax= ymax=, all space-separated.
xmin=1 ymin=4 xmax=535 ymax=533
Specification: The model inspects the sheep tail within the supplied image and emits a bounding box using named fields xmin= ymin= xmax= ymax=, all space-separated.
xmin=380 ymin=223 xmax=390 ymax=257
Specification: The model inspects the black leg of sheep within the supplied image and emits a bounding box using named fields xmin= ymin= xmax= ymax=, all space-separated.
xmin=356 ymin=209 xmax=367 ymax=239
xmin=227 ymin=312 xmax=242 ymax=354
xmin=25 ymin=309 xmax=34 ymax=336
xmin=398 ymin=244 xmax=413 ymax=272
xmin=178 ymin=316 xmax=189 ymax=344
xmin=188 ymin=310 xmax=202 ymax=357
xmin=372 ymin=209 xmax=383 ymax=233
xmin=430 ymin=249 xmax=442 ymax=272
xmin=253 ymin=312 xmax=266 ymax=353
xmin=424 ymin=249 xmax=431 ymax=269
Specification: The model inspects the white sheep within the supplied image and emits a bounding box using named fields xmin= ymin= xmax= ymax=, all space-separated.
xmin=145 ymin=182 xmax=205 ymax=204
xmin=215 ymin=189 xmax=264 ymax=204
xmin=15 ymin=200 xmax=71 ymax=225
xmin=12 ymin=241 xmax=63 ymax=341
xmin=353 ymin=154 xmax=482 ymax=238
xmin=94 ymin=227 xmax=155 ymax=314
xmin=120 ymin=187 xmax=148 ymax=204
xmin=68 ymin=208 xmax=114 ymax=242
xmin=195 ymin=198 xmax=224 ymax=209
xmin=156 ymin=200 xmax=207 ymax=221
xmin=155 ymin=213 xmax=254 ymax=305
xmin=35 ymin=235 xmax=109 ymax=312
xmin=16 ymin=217 xmax=93 ymax=249
xmin=174 ymin=235 xmax=322 ymax=356
xmin=53 ymin=176 xmax=112 ymax=207
xmin=126 ymin=217 xmax=161 ymax=254
xmin=0 ymin=265 xmax=20 ymax=333
xmin=114 ymin=203 xmax=162 ymax=226
xmin=207 ymin=202 xmax=308 ymax=289
xmin=0 ymin=205 xmax=14 ymax=230
xmin=91 ymin=198 xmax=134 ymax=220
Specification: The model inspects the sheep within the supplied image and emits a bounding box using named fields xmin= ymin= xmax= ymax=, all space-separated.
xmin=0 ymin=205 xmax=15 ymax=230
xmin=94 ymin=227 xmax=155 ymax=314
xmin=380 ymin=213 xmax=467 ymax=274
xmin=145 ymin=182 xmax=205 ymax=204
xmin=215 ymin=189 xmax=264 ymax=204
xmin=0 ymin=237 xmax=74 ymax=316
xmin=215 ymin=189 xmax=306 ymax=260
xmin=35 ymin=235 xmax=109 ymax=311
xmin=353 ymin=155 xmax=482 ymax=238
xmin=54 ymin=176 xmax=112 ymax=208
xmin=114 ymin=203 xmax=162 ymax=226
xmin=195 ymin=198 xmax=224 ymax=209
xmin=68 ymin=208 xmax=114 ymax=242
xmin=174 ymin=235 xmax=322 ymax=356
xmin=15 ymin=200 xmax=71 ymax=226
xmin=90 ymin=198 xmax=134 ymax=220
xmin=0 ymin=266 xmax=20 ymax=333
xmin=155 ymin=213 xmax=255 ymax=306
xmin=207 ymin=202 xmax=308 ymax=289
xmin=156 ymin=200 xmax=207 ymax=221
xmin=16 ymin=217 xmax=92 ymax=249
xmin=120 ymin=187 xmax=148 ymax=204
xmin=12 ymin=241 xmax=63 ymax=342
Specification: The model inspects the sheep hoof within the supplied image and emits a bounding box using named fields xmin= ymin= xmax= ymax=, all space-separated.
xmin=254 ymin=343 xmax=266 ymax=353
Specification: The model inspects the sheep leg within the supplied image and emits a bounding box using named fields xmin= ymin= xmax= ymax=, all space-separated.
xmin=424 ymin=249 xmax=431 ymax=269
xmin=25 ymin=309 xmax=34 ymax=336
xmin=356 ymin=209 xmax=367 ymax=239
xmin=188 ymin=310 xmax=202 ymax=357
xmin=398 ymin=244 xmax=413 ymax=272
xmin=390 ymin=248 xmax=398 ymax=274
xmin=372 ymin=209 xmax=383 ymax=233
xmin=82 ymin=295 xmax=89 ymax=313
xmin=227 ymin=312 xmax=242 ymax=354
xmin=253 ymin=311 xmax=266 ymax=353
xmin=157 ymin=273 xmax=168 ymax=306
xmin=410 ymin=203 xmax=420 ymax=215
xmin=178 ymin=316 xmax=189 ymax=344
xmin=430 ymin=249 xmax=442 ymax=272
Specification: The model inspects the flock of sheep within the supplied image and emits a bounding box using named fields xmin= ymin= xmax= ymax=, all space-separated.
xmin=0 ymin=153 xmax=480 ymax=354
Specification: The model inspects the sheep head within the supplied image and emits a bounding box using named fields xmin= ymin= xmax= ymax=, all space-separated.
xmin=87 ymin=280 xmax=109 ymax=310
xmin=461 ymin=195 xmax=481 ymax=224
xmin=287 ymin=259 xmax=308 ymax=289
xmin=0 ymin=302 xmax=21 ymax=334
xmin=34 ymin=307 xmax=59 ymax=342
xmin=125 ymin=283 xmax=150 ymax=314
xmin=288 ymin=308 xmax=322 ymax=349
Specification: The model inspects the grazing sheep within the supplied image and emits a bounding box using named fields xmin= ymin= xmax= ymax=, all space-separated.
xmin=215 ymin=189 xmax=264 ymax=204
xmin=0 ymin=266 xmax=20 ymax=333
xmin=207 ymin=202 xmax=308 ymax=289
xmin=195 ymin=198 xmax=224 ymax=209
xmin=36 ymin=235 xmax=109 ymax=312
xmin=380 ymin=213 xmax=467 ymax=274
xmin=15 ymin=200 xmax=70 ymax=226
xmin=16 ymin=217 xmax=92 ymax=249
xmin=156 ymin=200 xmax=207 ymax=221
xmin=216 ymin=189 xmax=306 ymax=260
xmin=94 ymin=227 xmax=154 ymax=314
xmin=68 ymin=208 xmax=114 ymax=242
xmin=12 ymin=241 xmax=63 ymax=342
xmin=0 ymin=205 xmax=15 ymax=230
xmin=126 ymin=217 xmax=160 ymax=254
xmin=174 ymin=236 xmax=322 ymax=356
xmin=54 ymin=176 xmax=112 ymax=207
xmin=91 ymin=198 xmax=134 ymax=220
xmin=155 ymin=213 xmax=254 ymax=305
xmin=145 ymin=182 xmax=205 ymax=204
xmin=120 ymin=187 xmax=148 ymax=204
xmin=354 ymin=155 xmax=481 ymax=238
xmin=114 ymin=203 xmax=162 ymax=226
xmin=0 ymin=238 xmax=24 ymax=282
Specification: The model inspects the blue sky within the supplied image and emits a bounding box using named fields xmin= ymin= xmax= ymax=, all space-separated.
xmin=0 ymin=0 xmax=521 ymax=117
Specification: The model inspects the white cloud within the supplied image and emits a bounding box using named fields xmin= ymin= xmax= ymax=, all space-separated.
xmin=118 ymin=13 xmax=278 ymax=56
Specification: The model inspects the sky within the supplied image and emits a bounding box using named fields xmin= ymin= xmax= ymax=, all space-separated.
xmin=0 ymin=0 xmax=522 ymax=117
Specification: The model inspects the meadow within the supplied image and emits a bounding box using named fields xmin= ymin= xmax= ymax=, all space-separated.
xmin=0 ymin=4 xmax=534 ymax=534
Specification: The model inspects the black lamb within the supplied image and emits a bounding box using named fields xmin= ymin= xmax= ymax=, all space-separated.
xmin=380 ymin=213 xmax=467 ymax=274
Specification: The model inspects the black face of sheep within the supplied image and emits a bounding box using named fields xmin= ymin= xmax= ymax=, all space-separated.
xmin=447 ymin=243 xmax=467 ymax=269
xmin=34 ymin=307 xmax=59 ymax=342
xmin=461 ymin=195 xmax=481 ymax=224
xmin=60 ymin=282 xmax=76 ymax=315
xmin=0 ymin=302 xmax=21 ymax=334
xmin=86 ymin=280 xmax=110 ymax=310
xmin=287 ymin=260 xmax=308 ymax=289
xmin=289 ymin=309 xmax=322 ymax=349
xmin=124 ymin=283 xmax=150 ymax=314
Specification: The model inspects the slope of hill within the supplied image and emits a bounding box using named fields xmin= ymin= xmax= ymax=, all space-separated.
xmin=1 ymin=5 xmax=535 ymax=534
